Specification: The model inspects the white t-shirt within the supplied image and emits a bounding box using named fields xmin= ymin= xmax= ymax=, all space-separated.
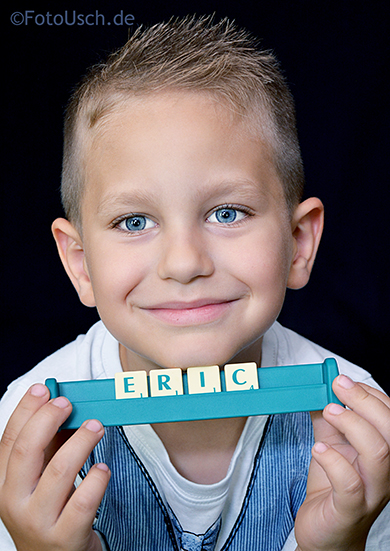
xmin=0 ymin=320 xmax=389 ymax=550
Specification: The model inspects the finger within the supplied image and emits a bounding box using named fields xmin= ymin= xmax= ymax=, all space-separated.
xmin=43 ymin=429 xmax=76 ymax=471
xmin=308 ymin=411 xmax=355 ymax=497
xmin=332 ymin=376 xmax=390 ymax=442
xmin=57 ymin=462 xmax=111 ymax=539
xmin=312 ymin=442 xmax=365 ymax=518
xmin=3 ymin=396 xmax=72 ymax=500
xmin=358 ymin=382 xmax=390 ymax=407
xmin=310 ymin=409 xmax=349 ymax=447
xmin=323 ymin=402 xmax=390 ymax=507
xmin=0 ymin=384 xmax=50 ymax=483
xmin=32 ymin=420 xmax=105 ymax=522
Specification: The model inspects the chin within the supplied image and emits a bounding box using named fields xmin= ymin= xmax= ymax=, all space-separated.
xmin=156 ymin=347 xmax=238 ymax=370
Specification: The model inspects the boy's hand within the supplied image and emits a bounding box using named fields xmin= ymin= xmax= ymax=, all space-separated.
xmin=295 ymin=375 xmax=390 ymax=551
xmin=0 ymin=384 xmax=110 ymax=551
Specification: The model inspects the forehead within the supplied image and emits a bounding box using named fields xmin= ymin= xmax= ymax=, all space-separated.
xmin=81 ymin=91 xmax=284 ymax=212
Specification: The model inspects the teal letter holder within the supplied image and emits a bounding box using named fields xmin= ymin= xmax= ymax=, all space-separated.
xmin=45 ymin=358 xmax=342 ymax=429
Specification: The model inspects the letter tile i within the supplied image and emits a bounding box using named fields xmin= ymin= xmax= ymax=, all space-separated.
xmin=187 ymin=365 xmax=221 ymax=394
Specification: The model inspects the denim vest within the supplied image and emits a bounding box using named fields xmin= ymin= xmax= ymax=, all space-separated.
xmin=82 ymin=412 xmax=313 ymax=551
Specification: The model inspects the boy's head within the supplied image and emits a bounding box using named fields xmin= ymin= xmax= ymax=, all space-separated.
xmin=53 ymin=16 xmax=323 ymax=372
xmin=61 ymin=15 xmax=305 ymax=229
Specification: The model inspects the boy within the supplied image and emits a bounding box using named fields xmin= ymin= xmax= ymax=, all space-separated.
xmin=0 ymin=15 xmax=389 ymax=551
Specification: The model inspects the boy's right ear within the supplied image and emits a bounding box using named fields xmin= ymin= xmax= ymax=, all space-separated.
xmin=51 ymin=218 xmax=96 ymax=307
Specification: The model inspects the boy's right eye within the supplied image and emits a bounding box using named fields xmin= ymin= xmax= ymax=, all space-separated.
xmin=117 ymin=215 xmax=156 ymax=232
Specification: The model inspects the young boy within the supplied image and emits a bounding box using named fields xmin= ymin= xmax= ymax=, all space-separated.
xmin=0 ymin=16 xmax=389 ymax=551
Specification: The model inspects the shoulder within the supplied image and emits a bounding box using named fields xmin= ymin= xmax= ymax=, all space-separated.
xmin=0 ymin=321 xmax=116 ymax=435
xmin=263 ymin=322 xmax=383 ymax=391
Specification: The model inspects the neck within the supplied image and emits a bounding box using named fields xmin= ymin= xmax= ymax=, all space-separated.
xmin=151 ymin=416 xmax=247 ymax=484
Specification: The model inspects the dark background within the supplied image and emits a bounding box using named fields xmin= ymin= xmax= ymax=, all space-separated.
xmin=2 ymin=0 xmax=390 ymax=396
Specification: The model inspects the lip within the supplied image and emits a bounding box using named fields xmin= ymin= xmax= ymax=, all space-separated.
xmin=141 ymin=298 xmax=237 ymax=325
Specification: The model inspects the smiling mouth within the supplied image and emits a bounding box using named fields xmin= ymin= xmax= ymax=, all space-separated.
xmin=141 ymin=299 xmax=237 ymax=326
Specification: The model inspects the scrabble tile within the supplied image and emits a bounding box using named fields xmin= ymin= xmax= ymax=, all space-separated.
xmin=224 ymin=362 xmax=259 ymax=391
xmin=149 ymin=368 xmax=184 ymax=397
xmin=115 ymin=371 xmax=148 ymax=399
xmin=187 ymin=365 xmax=221 ymax=394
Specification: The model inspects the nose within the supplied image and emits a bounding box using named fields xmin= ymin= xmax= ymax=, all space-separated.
xmin=157 ymin=228 xmax=214 ymax=283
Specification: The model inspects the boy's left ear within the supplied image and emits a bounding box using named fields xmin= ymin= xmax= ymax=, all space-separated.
xmin=287 ymin=197 xmax=324 ymax=290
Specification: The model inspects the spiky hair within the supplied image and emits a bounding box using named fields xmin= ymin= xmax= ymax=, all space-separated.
xmin=62 ymin=15 xmax=304 ymax=226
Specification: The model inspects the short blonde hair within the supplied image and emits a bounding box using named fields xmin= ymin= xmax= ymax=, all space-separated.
xmin=61 ymin=15 xmax=305 ymax=226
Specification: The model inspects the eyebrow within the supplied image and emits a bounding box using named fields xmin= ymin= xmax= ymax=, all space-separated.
xmin=97 ymin=189 xmax=160 ymax=215
xmin=193 ymin=179 xmax=267 ymax=203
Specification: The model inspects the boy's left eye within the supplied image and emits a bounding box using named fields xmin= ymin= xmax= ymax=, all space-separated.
xmin=207 ymin=207 xmax=247 ymax=224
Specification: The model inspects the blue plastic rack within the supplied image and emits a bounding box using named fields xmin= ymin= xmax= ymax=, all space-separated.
xmin=45 ymin=358 xmax=342 ymax=429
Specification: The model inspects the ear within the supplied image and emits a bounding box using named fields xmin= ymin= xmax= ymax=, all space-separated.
xmin=287 ymin=197 xmax=324 ymax=290
xmin=51 ymin=218 xmax=96 ymax=307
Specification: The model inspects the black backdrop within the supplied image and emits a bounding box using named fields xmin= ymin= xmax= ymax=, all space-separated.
xmin=2 ymin=0 xmax=390 ymax=397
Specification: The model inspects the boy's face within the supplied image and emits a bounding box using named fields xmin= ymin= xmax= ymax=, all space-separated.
xmin=76 ymin=92 xmax=297 ymax=372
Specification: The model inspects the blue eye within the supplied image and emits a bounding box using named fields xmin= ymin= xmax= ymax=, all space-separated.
xmin=118 ymin=215 xmax=155 ymax=232
xmin=207 ymin=207 xmax=246 ymax=224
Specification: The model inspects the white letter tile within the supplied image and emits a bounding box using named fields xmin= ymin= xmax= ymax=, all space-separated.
xmin=224 ymin=362 xmax=259 ymax=391
xmin=149 ymin=368 xmax=184 ymax=397
xmin=115 ymin=371 xmax=149 ymax=399
xmin=187 ymin=365 xmax=221 ymax=394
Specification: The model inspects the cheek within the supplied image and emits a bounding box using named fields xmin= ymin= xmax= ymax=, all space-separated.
xmin=227 ymin=231 xmax=292 ymax=293
xmin=85 ymin=243 xmax=148 ymax=304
